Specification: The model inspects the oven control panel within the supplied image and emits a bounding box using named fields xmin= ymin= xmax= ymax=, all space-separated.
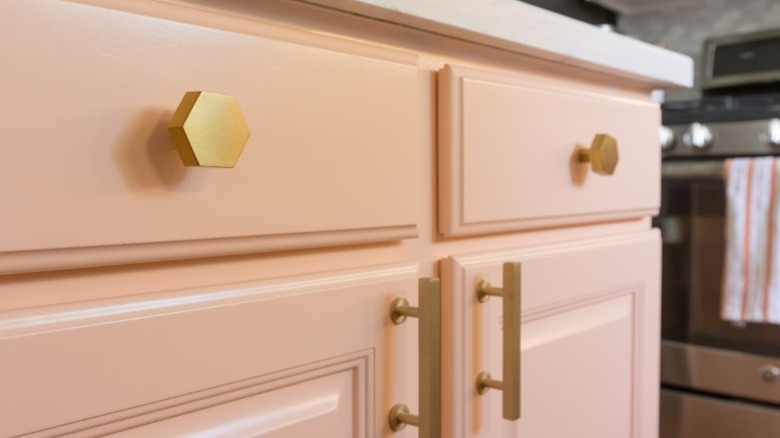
xmin=661 ymin=118 xmax=780 ymax=157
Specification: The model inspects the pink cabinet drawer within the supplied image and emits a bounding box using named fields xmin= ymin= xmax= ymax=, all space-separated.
xmin=0 ymin=1 xmax=421 ymax=274
xmin=438 ymin=63 xmax=660 ymax=237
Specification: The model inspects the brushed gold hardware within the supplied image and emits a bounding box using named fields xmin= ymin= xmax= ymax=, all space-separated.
xmin=476 ymin=279 xmax=504 ymax=303
xmin=389 ymin=278 xmax=441 ymax=437
xmin=168 ymin=91 xmax=251 ymax=168
xmin=476 ymin=371 xmax=503 ymax=394
xmin=476 ymin=262 xmax=521 ymax=421
xmin=578 ymin=133 xmax=619 ymax=175
xmin=389 ymin=404 xmax=418 ymax=431
xmin=390 ymin=297 xmax=419 ymax=324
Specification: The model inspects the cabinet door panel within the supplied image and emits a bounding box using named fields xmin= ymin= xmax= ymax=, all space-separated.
xmin=109 ymin=368 xmax=357 ymax=437
xmin=502 ymin=295 xmax=633 ymax=437
xmin=442 ymin=231 xmax=660 ymax=438
xmin=0 ymin=264 xmax=420 ymax=438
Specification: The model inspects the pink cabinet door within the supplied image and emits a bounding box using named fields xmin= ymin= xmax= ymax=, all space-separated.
xmin=442 ymin=231 xmax=661 ymax=438
xmin=0 ymin=264 xmax=424 ymax=438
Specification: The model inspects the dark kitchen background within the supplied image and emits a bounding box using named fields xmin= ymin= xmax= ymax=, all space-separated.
xmin=527 ymin=0 xmax=780 ymax=101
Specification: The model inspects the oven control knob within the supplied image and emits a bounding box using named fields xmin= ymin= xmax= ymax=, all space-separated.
xmin=659 ymin=126 xmax=676 ymax=150
xmin=768 ymin=118 xmax=780 ymax=147
xmin=759 ymin=364 xmax=780 ymax=382
xmin=682 ymin=122 xmax=714 ymax=150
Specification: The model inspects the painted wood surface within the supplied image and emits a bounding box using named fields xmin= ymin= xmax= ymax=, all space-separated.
xmin=439 ymin=63 xmax=661 ymax=237
xmin=442 ymin=231 xmax=661 ymax=438
xmin=0 ymin=264 xmax=420 ymax=437
xmin=0 ymin=1 xmax=669 ymax=437
xmin=108 ymin=369 xmax=358 ymax=437
xmin=0 ymin=0 xmax=421 ymax=273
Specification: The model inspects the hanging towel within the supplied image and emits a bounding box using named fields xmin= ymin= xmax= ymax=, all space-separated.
xmin=722 ymin=157 xmax=780 ymax=324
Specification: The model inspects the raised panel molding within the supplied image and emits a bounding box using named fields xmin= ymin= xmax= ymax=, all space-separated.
xmin=441 ymin=231 xmax=660 ymax=438
xmin=109 ymin=353 xmax=369 ymax=438
xmin=26 ymin=353 xmax=372 ymax=438
xmin=515 ymin=290 xmax=637 ymax=437
xmin=438 ymin=63 xmax=660 ymax=238
xmin=0 ymin=263 xmax=418 ymax=438
xmin=0 ymin=226 xmax=416 ymax=276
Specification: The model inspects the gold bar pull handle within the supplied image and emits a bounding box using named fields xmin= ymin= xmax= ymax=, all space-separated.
xmin=388 ymin=278 xmax=442 ymax=438
xmin=475 ymin=262 xmax=521 ymax=421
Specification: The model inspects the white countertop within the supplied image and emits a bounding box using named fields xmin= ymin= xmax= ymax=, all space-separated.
xmin=299 ymin=0 xmax=693 ymax=88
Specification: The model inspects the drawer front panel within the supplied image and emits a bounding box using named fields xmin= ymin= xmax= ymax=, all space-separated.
xmin=439 ymin=64 xmax=660 ymax=236
xmin=0 ymin=1 xmax=421 ymax=272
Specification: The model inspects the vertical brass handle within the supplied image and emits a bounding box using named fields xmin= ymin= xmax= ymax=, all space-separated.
xmin=578 ymin=133 xmax=619 ymax=175
xmin=476 ymin=262 xmax=521 ymax=421
xmin=389 ymin=278 xmax=441 ymax=438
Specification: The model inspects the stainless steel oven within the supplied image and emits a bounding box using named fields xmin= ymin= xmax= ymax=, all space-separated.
xmin=658 ymin=29 xmax=780 ymax=438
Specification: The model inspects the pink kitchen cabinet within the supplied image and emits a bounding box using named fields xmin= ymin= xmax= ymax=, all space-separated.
xmin=442 ymin=232 xmax=661 ymax=438
xmin=0 ymin=0 xmax=421 ymax=274
xmin=438 ymin=63 xmax=661 ymax=237
xmin=0 ymin=264 xmax=422 ymax=437
xmin=0 ymin=0 xmax=688 ymax=437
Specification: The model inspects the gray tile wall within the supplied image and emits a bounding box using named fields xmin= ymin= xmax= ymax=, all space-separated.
xmin=618 ymin=0 xmax=780 ymax=100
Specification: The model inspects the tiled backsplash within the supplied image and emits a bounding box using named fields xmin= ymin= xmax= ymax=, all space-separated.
xmin=618 ymin=0 xmax=780 ymax=99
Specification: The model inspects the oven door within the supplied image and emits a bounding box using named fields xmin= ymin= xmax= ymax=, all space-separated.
xmin=658 ymin=159 xmax=780 ymax=436
xmin=659 ymin=159 xmax=780 ymax=360
xmin=660 ymin=388 xmax=780 ymax=438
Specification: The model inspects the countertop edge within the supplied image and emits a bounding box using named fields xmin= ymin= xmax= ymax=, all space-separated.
xmin=296 ymin=0 xmax=694 ymax=88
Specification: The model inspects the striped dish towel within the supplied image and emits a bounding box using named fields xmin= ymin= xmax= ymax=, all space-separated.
xmin=722 ymin=157 xmax=780 ymax=324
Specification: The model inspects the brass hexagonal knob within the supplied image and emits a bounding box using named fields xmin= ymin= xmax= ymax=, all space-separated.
xmin=578 ymin=133 xmax=619 ymax=176
xmin=167 ymin=91 xmax=251 ymax=167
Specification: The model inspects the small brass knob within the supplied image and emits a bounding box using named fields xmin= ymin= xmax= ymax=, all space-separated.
xmin=578 ymin=133 xmax=619 ymax=176
xmin=168 ymin=91 xmax=251 ymax=167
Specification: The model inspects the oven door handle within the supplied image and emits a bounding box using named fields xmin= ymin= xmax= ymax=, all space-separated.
xmin=662 ymin=161 xmax=726 ymax=181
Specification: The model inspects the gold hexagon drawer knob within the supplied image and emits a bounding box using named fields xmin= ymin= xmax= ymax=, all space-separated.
xmin=167 ymin=91 xmax=251 ymax=168
xmin=578 ymin=133 xmax=619 ymax=176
